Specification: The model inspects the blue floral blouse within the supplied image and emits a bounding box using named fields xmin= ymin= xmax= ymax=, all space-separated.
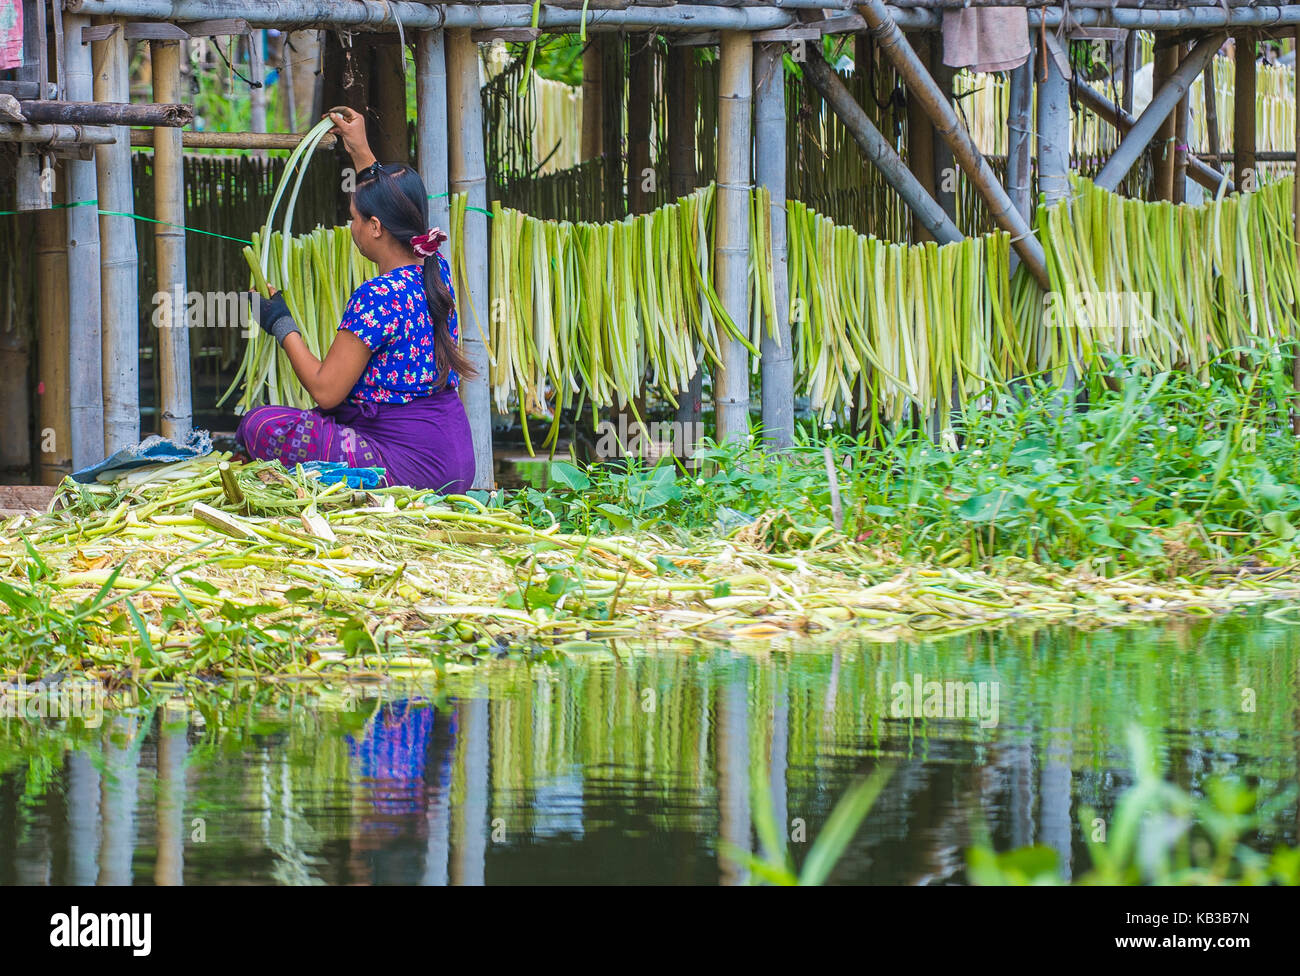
xmin=338 ymin=256 xmax=459 ymax=404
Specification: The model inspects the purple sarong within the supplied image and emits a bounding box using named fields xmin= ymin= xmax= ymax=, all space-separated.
xmin=236 ymin=386 xmax=476 ymax=494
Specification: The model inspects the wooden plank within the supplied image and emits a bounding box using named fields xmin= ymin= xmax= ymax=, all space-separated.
xmin=123 ymin=23 xmax=190 ymax=41
xmin=470 ymin=28 xmax=541 ymax=43
xmin=182 ymin=19 xmax=252 ymax=37
xmin=0 ymin=485 xmax=58 ymax=515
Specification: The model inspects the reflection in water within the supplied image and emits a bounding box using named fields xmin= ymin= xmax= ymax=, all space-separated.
xmin=2 ymin=609 xmax=1299 ymax=885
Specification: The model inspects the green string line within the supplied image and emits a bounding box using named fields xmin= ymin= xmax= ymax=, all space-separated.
xmin=428 ymin=191 xmax=492 ymax=217
xmin=0 ymin=198 xmax=255 ymax=244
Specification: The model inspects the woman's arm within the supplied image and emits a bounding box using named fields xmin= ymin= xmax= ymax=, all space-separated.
xmin=282 ymin=330 xmax=372 ymax=410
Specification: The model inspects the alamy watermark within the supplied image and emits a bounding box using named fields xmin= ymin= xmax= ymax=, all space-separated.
xmin=1043 ymin=290 xmax=1155 ymax=337
xmin=152 ymin=287 xmax=257 ymax=334
xmin=889 ymin=673 xmax=999 ymax=729
xmin=593 ymin=415 xmax=705 ymax=460
xmin=0 ymin=677 xmax=104 ymax=728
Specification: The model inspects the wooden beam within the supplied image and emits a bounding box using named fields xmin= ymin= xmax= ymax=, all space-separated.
xmin=906 ymin=34 xmax=938 ymax=243
xmin=1152 ymin=41 xmax=1179 ymax=198
xmin=470 ymin=28 xmax=541 ymax=44
xmin=1234 ymin=30 xmax=1256 ymax=189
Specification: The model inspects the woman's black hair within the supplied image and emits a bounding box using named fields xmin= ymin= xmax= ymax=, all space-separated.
xmin=352 ymin=163 xmax=477 ymax=390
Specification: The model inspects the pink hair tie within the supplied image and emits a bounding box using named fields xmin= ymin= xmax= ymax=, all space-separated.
xmin=411 ymin=227 xmax=447 ymax=257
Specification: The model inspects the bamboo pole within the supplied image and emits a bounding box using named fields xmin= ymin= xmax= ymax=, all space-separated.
xmin=55 ymin=1 xmax=1300 ymax=34
xmin=1152 ymin=41 xmax=1178 ymax=199
xmin=667 ymin=43 xmax=703 ymax=455
xmin=801 ymin=48 xmax=961 ymax=244
xmin=714 ymin=31 xmax=752 ymax=445
xmin=1005 ymin=60 xmax=1033 ymax=222
xmin=17 ymin=99 xmax=192 ymax=126
xmin=1037 ymin=37 xmax=1070 ymax=208
xmin=447 ymin=28 xmax=494 ymax=490
xmin=755 ymin=40 xmax=792 ymax=452
xmin=127 ymin=129 xmax=338 ymax=149
xmin=92 ymin=15 xmax=139 ymax=453
xmin=152 ymin=39 xmax=192 ymax=441
xmin=36 ymin=179 xmax=72 ymax=486
xmin=1121 ymin=29 xmax=1137 ymax=115
xmin=249 ymin=29 xmax=268 ymax=161
xmin=1234 ymin=31 xmax=1256 ymax=190
xmin=906 ymin=34 xmax=938 ymax=243
xmin=854 ymin=1 xmax=1049 ymax=287
xmin=0 ymin=122 xmax=114 ymax=143
xmin=66 ymin=13 xmax=104 ymax=468
xmin=1093 ymin=32 xmax=1226 ymax=192
xmin=416 ymin=30 xmax=451 ymax=236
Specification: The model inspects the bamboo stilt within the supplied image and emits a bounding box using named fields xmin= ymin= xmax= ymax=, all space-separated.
xmin=92 ymin=15 xmax=139 ymax=453
xmin=755 ymin=40 xmax=793 ymax=452
xmin=447 ymin=28 xmax=494 ymax=490
xmin=36 ymin=178 xmax=72 ymax=486
xmin=416 ymin=30 xmax=451 ymax=236
xmin=714 ymin=31 xmax=752 ymax=445
xmin=65 ymin=14 xmax=104 ymax=470
xmin=152 ymin=39 xmax=192 ymax=441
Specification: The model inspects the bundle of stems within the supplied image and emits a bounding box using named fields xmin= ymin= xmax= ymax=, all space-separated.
xmin=490 ymin=183 xmax=762 ymax=451
xmin=1028 ymin=175 xmax=1300 ymax=381
xmin=786 ymin=200 xmax=1017 ymax=433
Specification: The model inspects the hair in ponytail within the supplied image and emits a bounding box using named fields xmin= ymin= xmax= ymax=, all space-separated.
xmin=352 ymin=164 xmax=478 ymax=390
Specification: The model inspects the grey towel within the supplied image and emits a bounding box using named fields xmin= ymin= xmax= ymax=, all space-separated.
xmin=942 ymin=8 xmax=1031 ymax=74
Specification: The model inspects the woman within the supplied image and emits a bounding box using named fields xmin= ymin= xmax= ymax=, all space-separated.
xmin=236 ymin=107 xmax=477 ymax=495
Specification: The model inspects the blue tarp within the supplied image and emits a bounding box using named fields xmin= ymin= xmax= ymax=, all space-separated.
xmin=70 ymin=430 xmax=214 ymax=484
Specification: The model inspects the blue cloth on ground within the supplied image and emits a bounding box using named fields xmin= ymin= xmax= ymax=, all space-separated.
xmin=70 ymin=430 xmax=214 ymax=484
xmin=298 ymin=460 xmax=385 ymax=489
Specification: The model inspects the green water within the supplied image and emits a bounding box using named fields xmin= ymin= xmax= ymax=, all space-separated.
xmin=1 ymin=608 xmax=1297 ymax=884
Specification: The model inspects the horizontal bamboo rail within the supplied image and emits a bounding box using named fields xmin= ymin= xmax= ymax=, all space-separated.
xmin=127 ymin=129 xmax=338 ymax=150
xmin=61 ymin=1 xmax=1300 ymax=32
xmin=18 ymin=99 xmax=193 ymax=126
xmin=0 ymin=121 xmax=116 ymax=143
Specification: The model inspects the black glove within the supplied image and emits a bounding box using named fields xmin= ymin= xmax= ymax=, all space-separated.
xmin=254 ymin=291 xmax=300 ymax=346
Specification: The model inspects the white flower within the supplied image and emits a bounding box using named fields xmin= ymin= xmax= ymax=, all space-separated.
xmin=695 ymin=477 xmax=705 ymax=487
xmin=1166 ymin=425 xmax=1177 ymax=433
xmin=973 ymin=449 xmax=983 ymax=457
xmin=975 ymin=438 xmax=985 ymax=446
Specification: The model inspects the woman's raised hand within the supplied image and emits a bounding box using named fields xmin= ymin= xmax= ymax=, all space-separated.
xmin=326 ymin=106 xmax=376 ymax=171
